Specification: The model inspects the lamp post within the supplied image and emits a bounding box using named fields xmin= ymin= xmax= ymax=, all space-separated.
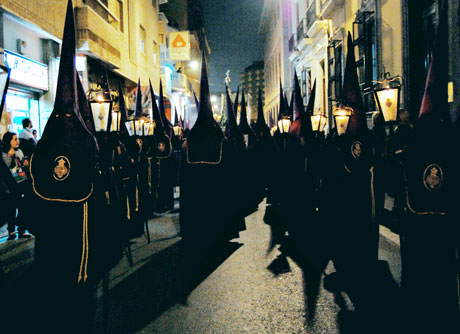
xmin=372 ymin=70 xmax=402 ymax=134
xmin=333 ymin=105 xmax=353 ymax=136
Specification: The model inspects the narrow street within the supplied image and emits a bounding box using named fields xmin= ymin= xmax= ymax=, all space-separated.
xmin=94 ymin=200 xmax=401 ymax=334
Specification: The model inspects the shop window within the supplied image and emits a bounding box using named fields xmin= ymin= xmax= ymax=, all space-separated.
xmin=353 ymin=11 xmax=377 ymax=111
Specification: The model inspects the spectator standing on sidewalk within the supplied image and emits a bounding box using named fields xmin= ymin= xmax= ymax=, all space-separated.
xmin=18 ymin=118 xmax=36 ymax=158
xmin=1 ymin=131 xmax=31 ymax=240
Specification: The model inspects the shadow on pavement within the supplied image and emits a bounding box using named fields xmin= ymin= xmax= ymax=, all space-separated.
xmin=92 ymin=239 xmax=242 ymax=334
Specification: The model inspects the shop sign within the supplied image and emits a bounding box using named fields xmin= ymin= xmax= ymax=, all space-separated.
xmin=3 ymin=50 xmax=49 ymax=91
xmin=169 ymin=31 xmax=190 ymax=60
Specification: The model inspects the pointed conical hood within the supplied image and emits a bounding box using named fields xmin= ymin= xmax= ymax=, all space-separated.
xmin=159 ymin=80 xmax=173 ymax=128
xmin=253 ymin=88 xmax=270 ymax=139
xmin=225 ymin=85 xmax=238 ymax=130
xmin=342 ymin=32 xmax=367 ymax=133
xmin=278 ymin=81 xmax=288 ymax=120
xmin=256 ymin=88 xmax=266 ymax=126
xmin=193 ymin=90 xmax=199 ymax=110
xmin=288 ymin=90 xmax=295 ymax=118
xmin=306 ymin=80 xmax=316 ymax=115
xmin=149 ymin=79 xmax=164 ymax=131
xmin=134 ymin=79 xmax=143 ymax=119
xmin=117 ymin=82 xmax=128 ymax=134
xmin=30 ymin=0 xmax=98 ymax=202
xmin=418 ymin=1 xmax=449 ymax=122
xmin=233 ymin=86 xmax=240 ymax=120
xmin=173 ymin=108 xmax=181 ymax=127
xmin=289 ymin=74 xmax=313 ymax=139
xmin=187 ymin=51 xmax=224 ymax=164
xmin=225 ymin=84 xmax=244 ymax=144
xmin=238 ymin=88 xmax=251 ymax=133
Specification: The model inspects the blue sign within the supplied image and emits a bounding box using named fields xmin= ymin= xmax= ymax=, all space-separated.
xmin=3 ymin=50 xmax=48 ymax=91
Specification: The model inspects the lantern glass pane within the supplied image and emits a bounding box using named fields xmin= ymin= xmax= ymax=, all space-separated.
xmin=173 ymin=126 xmax=182 ymax=136
xmin=135 ymin=120 xmax=145 ymax=136
xmin=110 ymin=112 xmax=121 ymax=132
xmin=375 ymin=88 xmax=398 ymax=122
xmin=143 ymin=121 xmax=150 ymax=136
xmin=125 ymin=121 xmax=134 ymax=136
xmin=91 ymin=102 xmax=111 ymax=132
xmin=311 ymin=115 xmax=321 ymax=131
xmin=319 ymin=115 xmax=327 ymax=132
xmin=335 ymin=116 xmax=349 ymax=135
xmin=149 ymin=122 xmax=155 ymax=135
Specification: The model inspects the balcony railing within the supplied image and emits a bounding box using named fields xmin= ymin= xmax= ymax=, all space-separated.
xmin=171 ymin=72 xmax=187 ymax=91
xmin=306 ymin=4 xmax=318 ymax=32
xmin=297 ymin=18 xmax=307 ymax=43
xmin=289 ymin=34 xmax=296 ymax=51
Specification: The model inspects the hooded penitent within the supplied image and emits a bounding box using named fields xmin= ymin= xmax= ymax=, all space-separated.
xmin=399 ymin=2 xmax=459 ymax=331
xmin=30 ymin=0 xmax=98 ymax=203
xmin=225 ymin=84 xmax=244 ymax=148
xmin=252 ymin=88 xmax=271 ymax=140
xmin=238 ymin=88 xmax=257 ymax=148
xmin=28 ymin=1 xmax=102 ymax=331
xmin=186 ymin=53 xmax=225 ymax=164
xmin=342 ymin=32 xmax=367 ymax=134
xmin=159 ymin=80 xmax=174 ymax=132
xmin=289 ymin=73 xmax=314 ymax=140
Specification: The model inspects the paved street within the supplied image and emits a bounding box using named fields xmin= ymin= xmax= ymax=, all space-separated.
xmin=105 ymin=200 xmax=400 ymax=334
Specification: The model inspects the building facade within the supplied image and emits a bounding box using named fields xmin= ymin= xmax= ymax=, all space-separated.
xmin=259 ymin=0 xmax=292 ymax=125
xmin=0 ymin=0 xmax=209 ymax=137
xmin=263 ymin=0 xmax=460 ymax=132
xmin=239 ymin=61 xmax=265 ymax=123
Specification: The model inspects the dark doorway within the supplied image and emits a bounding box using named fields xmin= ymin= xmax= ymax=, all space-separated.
xmin=405 ymin=0 xmax=439 ymax=122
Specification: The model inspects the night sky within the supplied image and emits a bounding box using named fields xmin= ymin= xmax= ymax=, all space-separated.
xmin=200 ymin=0 xmax=265 ymax=94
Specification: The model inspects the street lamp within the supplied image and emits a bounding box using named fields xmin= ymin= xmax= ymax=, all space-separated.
xmin=373 ymin=71 xmax=402 ymax=124
xmin=333 ymin=105 xmax=353 ymax=136
xmin=0 ymin=64 xmax=11 ymax=114
xmin=87 ymin=84 xmax=113 ymax=132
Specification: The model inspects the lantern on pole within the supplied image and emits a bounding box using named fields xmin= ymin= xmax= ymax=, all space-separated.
xmin=333 ymin=105 xmax=353 ymax=136
xmin=87 ymin=84 xmax=113 ymax=132
xmin=372 ymin=70 xmax=402 ymax=123
xmin=277 ymin=116 xmax=292 ymax=134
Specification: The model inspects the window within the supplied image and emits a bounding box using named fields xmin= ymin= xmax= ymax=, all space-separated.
xmin=153 ymin=40 xmax=159 ymax=65
xmin=328 ymin=39 xmax=343 ymax=113
xmin=118 ymin=1 xmax=124 ymax=32
xmin=140 ymin=25 xmax=146 ymax=53
xmin=353 ymin=11 xmax=377 ymax=111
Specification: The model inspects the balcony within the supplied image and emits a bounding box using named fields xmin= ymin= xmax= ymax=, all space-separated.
xmin=306 ymin=4 xmax=318 ymax=32
xmin=76 ymin=5 xmax=122 ymax=68
xmin=295 ymin=18 xmax=312 ymax=53
xmin=85 ymin=0 xmax=120 ymax=31
xmin=171 ymin=72 xmax=187 ymax=91
xmin=296 ymin=18 xmax=307 ymax=43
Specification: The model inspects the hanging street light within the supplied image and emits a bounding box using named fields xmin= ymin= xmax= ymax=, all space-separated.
xmin=333 ymin=105 xmax=353 ymax=136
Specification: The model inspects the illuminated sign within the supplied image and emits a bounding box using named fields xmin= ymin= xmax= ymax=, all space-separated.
xmin=169 ymin=31 xmax=190 ymax=60
xmin=3 ymin=50 xmax=49 ymax=91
